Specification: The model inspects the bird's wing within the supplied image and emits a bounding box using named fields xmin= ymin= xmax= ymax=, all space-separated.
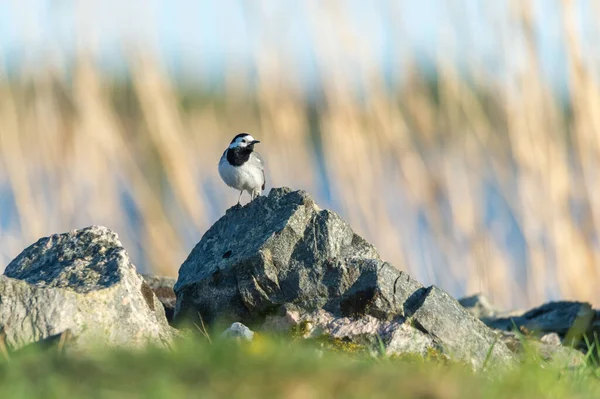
xmin=250 ymin=152 xmax=266 ymax=190
xmin=219 ymin=149 xmax=228 ymax=165
xmin=251 ymin=151 xmax=264 ymax=168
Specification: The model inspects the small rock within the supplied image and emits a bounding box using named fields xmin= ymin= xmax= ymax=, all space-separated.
xmin=536 ymin=342 xmax=585 ymax=367
xmin=496 ymin=330 xmax=585 ymax=367
xmin=142 ymin=274 xmax=177 ymax=322
xmin=263 ymin=308 xmax=447 ymax=360
xmin=1 ymin=226 xmax=174 ymax=351
xmin=485 ymin=301 xmax=594 ymax=338
xmin=459 ymin=294 xmax=497 ymax=318
xmin=262 ymin=305 xmax=303 ymax=333
xmin=540 ymin=333 xmax=561 ymax=346
xmin=221 ymin=322 xmax=254 ymax=341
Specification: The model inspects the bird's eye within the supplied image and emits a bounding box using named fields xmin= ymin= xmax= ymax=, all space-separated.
xmin=242 ymin=139 xmax=246 ymax=143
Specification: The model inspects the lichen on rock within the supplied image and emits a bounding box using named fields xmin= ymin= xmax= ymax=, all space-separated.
xmin=0 ymin=226 xmax=175 ymax=352
xmin=174 ymin=187 xmax=515 ymax=369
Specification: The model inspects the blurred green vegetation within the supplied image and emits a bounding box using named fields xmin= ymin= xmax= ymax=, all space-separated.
xmin=1 ymin=2 xmax=600 ymax=312
xmin=1 ymin=335 xmax=600 ymax=399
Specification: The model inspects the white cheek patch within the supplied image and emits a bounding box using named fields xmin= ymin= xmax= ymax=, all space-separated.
xmin=229 ymin=135 xmax=256 ymax=149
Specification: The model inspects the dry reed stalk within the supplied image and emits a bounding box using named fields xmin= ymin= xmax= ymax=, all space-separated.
xmin=252 ymin=43 xmax=318 ymax=191
xmin=559 ymin=0 xmax=600 ymax=301
xmin=130 ymin=54 xmax=209 ymax=230
xmin=0 ymin=84 xmax=45 ymax=241
xmin=71 ymin=57 xmax=183 ymax=275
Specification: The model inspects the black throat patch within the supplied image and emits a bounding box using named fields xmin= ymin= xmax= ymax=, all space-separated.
xmin=226 ymin=145 xmax=254 ymax=166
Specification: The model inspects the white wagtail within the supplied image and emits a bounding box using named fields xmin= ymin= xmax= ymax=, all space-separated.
xmin=218 ymin=133 xmax=266 ymax=206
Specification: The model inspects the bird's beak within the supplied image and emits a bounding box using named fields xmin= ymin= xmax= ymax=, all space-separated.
xmin=251 ymin=140 xmax=260 ymax=145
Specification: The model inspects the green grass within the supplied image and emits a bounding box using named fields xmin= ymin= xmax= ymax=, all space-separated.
xmin=1 ymin=335 xmax=600 ymax=399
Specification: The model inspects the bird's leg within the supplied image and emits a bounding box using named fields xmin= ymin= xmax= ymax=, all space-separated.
xmin=237 ymin=190 xmax=244 ymax=206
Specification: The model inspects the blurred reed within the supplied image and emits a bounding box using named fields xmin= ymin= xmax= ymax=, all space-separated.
xmin=0 ymin=1 xmax=599 ymax=310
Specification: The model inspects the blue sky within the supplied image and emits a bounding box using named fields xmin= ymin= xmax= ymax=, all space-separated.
xmin=0 ymin=1 xmax=592 ymax=93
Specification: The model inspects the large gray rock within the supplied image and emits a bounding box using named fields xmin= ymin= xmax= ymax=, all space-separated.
xmin=1 ymin=226 xmax=174 ymax=351
xmin=175 ymin=188 xmax=420 ymax=324
xmin=175 ymin=188 xmax=514 ymax=368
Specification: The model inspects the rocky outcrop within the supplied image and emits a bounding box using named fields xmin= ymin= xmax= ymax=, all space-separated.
xmin=174 ymin=187 xmax=514 ymax=368
xmin=0 ymin=191 xmax=589 ymax=368
xmin=0 ymin=226 xmax=174 ymax=351
xmin=175 ymin=188 xmax=385 ymax=324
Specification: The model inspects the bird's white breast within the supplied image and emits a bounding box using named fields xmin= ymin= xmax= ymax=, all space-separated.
xmin=218 ymin=155 xmax=263 ymax=192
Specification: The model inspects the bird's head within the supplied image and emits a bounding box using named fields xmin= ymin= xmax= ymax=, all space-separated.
xmin=229 ymin=133 xmax=260 ymax=150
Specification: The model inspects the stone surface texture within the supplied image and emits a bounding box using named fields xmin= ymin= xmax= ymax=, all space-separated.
xmin=142 ymin=274 xmax=177 ymax=322
xmin=485 ymin=301 xmax=595 ymax=339
xmin=459 ymin=296 xmax=590 ymax=366
xmin=175 ymin=187 xmax=514 ymax=368
xmin=263 ymin=306 xmax=436 ymax=358
xmin=221 ymin=322 xmax=255 ymax=341
xmin=1 ymin=226 xmax=174 ymax=351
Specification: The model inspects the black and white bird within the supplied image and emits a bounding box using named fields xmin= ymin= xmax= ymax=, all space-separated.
xmin=218 ymin=133 xmax=266 ymax=206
